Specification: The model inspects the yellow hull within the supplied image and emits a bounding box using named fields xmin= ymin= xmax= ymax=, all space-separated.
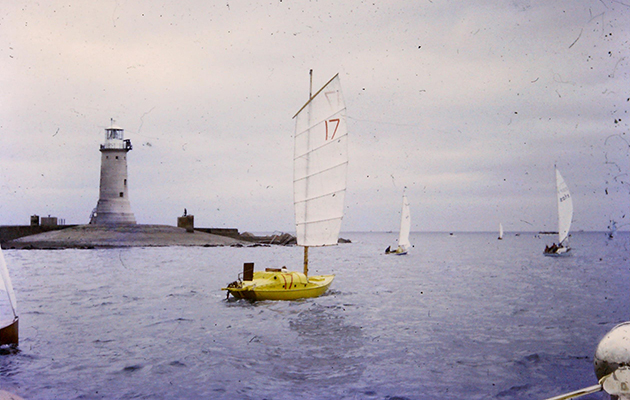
xmin=222 ymin=270 xmax=334 ymax=301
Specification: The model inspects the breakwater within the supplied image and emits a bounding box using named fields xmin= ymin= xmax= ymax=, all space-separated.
xmin=0 ymin=224 xmax=301 ymax=249
xmin=0 ymin=225 xmax=77 ymax=244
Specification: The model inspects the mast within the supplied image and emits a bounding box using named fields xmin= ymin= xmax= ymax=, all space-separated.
xmin=309 ymin=69 xmax=313 ymax=99
xmin=304 ymin=69 xmax=313 ymax=277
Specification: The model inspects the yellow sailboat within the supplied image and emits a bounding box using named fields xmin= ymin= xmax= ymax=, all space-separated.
xmin=223 ymin=72 xmax=348 ymax=301
xmin=223 ymin=263 xmax=335 ymax=301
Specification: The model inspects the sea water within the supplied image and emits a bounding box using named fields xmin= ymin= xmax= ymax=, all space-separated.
xmin=0 ymin=231 xmax=628 ymax=400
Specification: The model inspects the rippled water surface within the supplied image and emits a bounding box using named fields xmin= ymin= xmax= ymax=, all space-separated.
xmin=1 ymin=231 xmax=628 ymax=399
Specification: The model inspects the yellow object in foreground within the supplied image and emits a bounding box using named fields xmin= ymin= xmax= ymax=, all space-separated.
xmin=222 ymin=267 xmax=334 ymax=301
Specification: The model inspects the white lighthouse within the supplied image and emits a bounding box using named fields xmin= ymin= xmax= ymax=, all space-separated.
xmin=90 ymin=120 xmax=137 ymax=225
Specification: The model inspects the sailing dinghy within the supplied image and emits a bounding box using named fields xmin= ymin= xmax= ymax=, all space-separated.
xmin=0 ymin=247 xmax=18 ymax=346
xmin=223 ymin=72 xmax=347 ymax=300
xmin=498 ymin=223 xmax=504 ymax=240
xmin=385 ymin=194 xmax=411 ymax=255
xmin=543 ymin=168 xmax=573 ymax=257
xmin=608 ymin=220 xmax=617 ymax=240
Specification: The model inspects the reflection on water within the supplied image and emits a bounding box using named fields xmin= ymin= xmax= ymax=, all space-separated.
xmin=284 ymin=303 xmax=365 ymax=384
xmin=0 ymin=232 xmax=627 ymax=399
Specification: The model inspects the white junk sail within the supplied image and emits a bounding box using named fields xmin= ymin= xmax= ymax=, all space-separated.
xmin=555 ymin=168 xmax=573 ymax=245
xmin=293 ymin=74 xmax=348 ymax=247
xmin=0 ymin=247 xmax=17 ymax=330
xmin=398 ymin=195 xmax=411 ymax=249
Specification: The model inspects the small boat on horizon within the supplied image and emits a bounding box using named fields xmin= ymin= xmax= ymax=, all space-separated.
xmin=608 ymin=220 xmax=617 ymax=240
xmin=498 ymin=223 xmax=504 ymax=240
xmin=223 ymin=71 xmax=348 ymax=300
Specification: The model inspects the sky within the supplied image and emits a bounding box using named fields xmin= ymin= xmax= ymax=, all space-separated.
xmin=1 ymin=0 xmax=628 ymax=233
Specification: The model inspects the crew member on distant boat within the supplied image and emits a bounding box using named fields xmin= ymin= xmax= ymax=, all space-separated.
xmin=544 ymin=242 xmax=568 ymax=255
xmin=545 ymin=243 xmax=559 ymax=253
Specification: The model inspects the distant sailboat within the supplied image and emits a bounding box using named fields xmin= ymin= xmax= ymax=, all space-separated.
xmin=498 ymin=223 xmax=504 ymax=240
xmin=386 ymin=194 xmax=411 ymax=255
xmin=223 ymin=72 xmax=347 ymax=300
xmin=608 ymin=220 xmax=617 ymax=240
xmin=0 ymin=247 xmax=18 ymax=347
xmin=543 ymin=168 xmax=573 ymax=257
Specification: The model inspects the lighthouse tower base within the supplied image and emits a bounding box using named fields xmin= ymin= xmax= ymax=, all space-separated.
xmin=92 ymin=198 xmax=137 ymax=225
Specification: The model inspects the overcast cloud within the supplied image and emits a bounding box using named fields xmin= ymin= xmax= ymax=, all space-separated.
xmin=1 ymin=0 xmax=628 ymax=233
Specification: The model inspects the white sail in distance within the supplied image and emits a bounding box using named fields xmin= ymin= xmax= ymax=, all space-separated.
xmin=293 ymin=74 xmax=348 ymax=247
xmin=398 ymin=195 xmax=411 ymax=249
xmin=555 ymin=168 xmax=573 ymax=245
xmin=0 ymin=247 xmax=17 ymax=329
xmin=499 ymin=223 xmax=504 ymax=239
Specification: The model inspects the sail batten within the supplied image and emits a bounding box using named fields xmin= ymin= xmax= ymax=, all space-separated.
xmin=294 ymin=161 xmax=349 ymax=183
xmin=294 ymin=111 xmax=347 ymax=139
xmin=293 ymin=74 xmax=347 ymax=247
xmin=294 ymin=135 xmax=348 ymax=160
xmin=295 ymin=188 xmax=346 ymax=204
xmin=296 ymin=214 xmax=345 ymax=225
